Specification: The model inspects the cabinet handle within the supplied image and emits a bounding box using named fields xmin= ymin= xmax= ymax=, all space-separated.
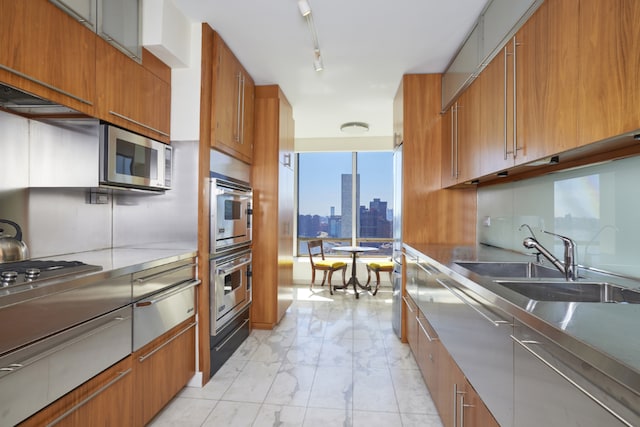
xmin=402 ymin=296 xmax=415 ymax=314
xmin=512 ymin=36 xmax=521 ymax=159
xmin=138 ymin=321 xmax=197 ymax=362
xmin=214 ymin=318 xmax=250 ymax=351
xmin=436 ymin=279 xmax=511 ymax=327
xmin=240 ymin=74 xmax=246 ymax=144
xmin=450 ymin=104 xmax=456 ymax=178
xmin=503 ymin=44 xmax=508 ymax=160
xmin=235 ymin=72 xmax=243 ymax=142
xmin=108 ymin=111 xmax=170 ymax=137
xmin=454 ymin=103 xmax=459 ymax=178
xmin=453 ymin=383 xmax=460 ymax=427
xmin=459 ymin=391 xmax=474 ymax=427
xmin=135 ymin=280 xmax=199 ymax=307
xmin=46 ymin=368 xmax=132 ymax=427
xmin=134 ymin=263 xmax=197 ymax=284
xmin=0 ymin=64 xmax=93 ymax=106
xmin=510 ymin=335 xmax=633 ymax=427
xmin=416 ymin=316 xmax=439 ymax=342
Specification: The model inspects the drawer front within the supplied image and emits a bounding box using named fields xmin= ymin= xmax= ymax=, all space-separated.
xmin=133 ymin=281 xmax=198 ymax=351
xmin=0 ymin=305 xmax=132 ymax=426
xmin=132 ymin=259 xmax=197 ymax=301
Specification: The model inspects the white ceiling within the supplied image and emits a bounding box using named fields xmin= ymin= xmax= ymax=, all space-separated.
xmin=172 ymin=0 xmax=490 ymax=140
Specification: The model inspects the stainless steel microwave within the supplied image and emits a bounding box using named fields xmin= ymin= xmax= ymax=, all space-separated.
xmin=99 ymin=124 xmax=172 ymax=191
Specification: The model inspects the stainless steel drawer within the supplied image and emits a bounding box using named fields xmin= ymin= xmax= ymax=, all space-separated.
xmin=0 ymin=305 xmax=132 ymax=426
xmin=132 ymin=258 xmax=197 ymax=301
xmin=133 ymin=280 xmax=198 ymax=351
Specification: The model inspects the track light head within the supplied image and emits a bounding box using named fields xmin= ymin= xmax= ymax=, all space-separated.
xmin=298 ymin=0 xmax=311 ymax=17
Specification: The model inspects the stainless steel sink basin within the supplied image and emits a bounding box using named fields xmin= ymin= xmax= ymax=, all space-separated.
xmin=455 ymin=261 xmax=565 ymax=279
xmin=494 ymin=280 xmax=640 ymax=304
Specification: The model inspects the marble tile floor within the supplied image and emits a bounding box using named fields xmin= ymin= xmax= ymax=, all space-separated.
xmin=149 ymin=284 xmax=443 ymax=427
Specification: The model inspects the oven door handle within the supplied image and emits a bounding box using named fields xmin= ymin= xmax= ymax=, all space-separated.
xmin=135 ymin=280 xmax=200 ymax=307
xmin=216 ymin=259 xmax=251 ymax=275
xmin=217 ymin=188 xmax=252 ymax=198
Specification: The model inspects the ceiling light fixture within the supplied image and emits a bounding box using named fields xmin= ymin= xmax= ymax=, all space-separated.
xmin=297 ymin=0 xmax=323 ymax=72
xmin=297 ymin=0 xmax=311 ymax=17
xmin=313 ymin=49 xmax=323 ymax=71
xmin=340 ymin=122 xmax=369 ymax=134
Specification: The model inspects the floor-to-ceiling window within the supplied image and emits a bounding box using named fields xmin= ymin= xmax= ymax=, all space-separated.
xmin=297 ymin=151 xmax=393 ymax=257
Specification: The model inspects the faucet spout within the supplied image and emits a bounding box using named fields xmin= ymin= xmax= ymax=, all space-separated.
xmin=521 ymin=231 xmax=578 ymax=281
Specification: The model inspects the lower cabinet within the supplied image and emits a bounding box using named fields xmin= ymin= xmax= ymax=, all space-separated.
xmin=405 ymin=293 xmax=499 ymax=427
xmin=133 ymin=318 xmax=196 ymax=426
xmin=512 ymin=321 xmax=633 ymax=426
xmin=19 ymin=356 xmax=134 ymax=427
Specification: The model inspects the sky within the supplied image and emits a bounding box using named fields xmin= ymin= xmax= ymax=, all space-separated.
xmin=298 ymin=152 xmax=394 ymax=216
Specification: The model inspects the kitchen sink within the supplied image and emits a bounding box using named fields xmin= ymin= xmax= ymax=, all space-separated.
xmin=455 ymin=261 xmax=565 ymax=279
xmin=494 ymin=280 xmax=640 ymax=304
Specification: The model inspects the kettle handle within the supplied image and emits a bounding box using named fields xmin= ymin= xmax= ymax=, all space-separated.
xmin=0 ymin=219 xmax=23 ymax=241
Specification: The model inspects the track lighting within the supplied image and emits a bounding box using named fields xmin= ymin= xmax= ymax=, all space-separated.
xmin=313 ymin=49 xmax=323 ymax=72
xmin=297 ymin=0 xmax=324 ymax=71
xmin=297 ymin=0 xmax=311 ymax=17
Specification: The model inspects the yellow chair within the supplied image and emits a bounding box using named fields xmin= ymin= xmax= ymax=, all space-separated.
xmin=308 ymin=240 xmax=347 ymax=295
xmin=365 ymin=261 xmax=394 ymax=295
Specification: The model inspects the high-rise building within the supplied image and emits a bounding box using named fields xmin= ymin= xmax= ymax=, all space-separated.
xmin=341 ymin=174 xmax=360 ymax=238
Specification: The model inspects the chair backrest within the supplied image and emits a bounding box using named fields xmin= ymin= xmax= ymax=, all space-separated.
xmin=307 ymin=240 xmax=325 ymax=267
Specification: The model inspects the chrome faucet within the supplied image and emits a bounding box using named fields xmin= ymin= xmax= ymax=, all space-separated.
xmin=519 ymin=224 xmax=578 ymax=281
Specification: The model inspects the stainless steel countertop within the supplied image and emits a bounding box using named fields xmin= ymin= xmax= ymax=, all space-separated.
xmin=0 ymin=243 xmax=198 ymax=309
xmin=43 ymin=242 xmax=198 ymax=275
xmin=404 ymin=243 xmax=640 ymax=397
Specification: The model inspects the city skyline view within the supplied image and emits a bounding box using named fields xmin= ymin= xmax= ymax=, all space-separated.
xmin=297 ymin=152 xmax=393 ymax=217
xmin=297 ymin=152 xmax=393 ymax=255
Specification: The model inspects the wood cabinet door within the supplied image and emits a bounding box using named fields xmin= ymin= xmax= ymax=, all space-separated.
xmin=133 ymin=319 xmax=196 ymax=426
xmin=0 ymin=0 xmax=95 ymax=114
xmin=515 ymin=0 xmax=579 ymax=165
xmin=212 ymin=34 xmax=254 ymax=163
xmin=416 ymin=313 xmax=438 ymax=394
xmin=240 ymin=72 xmax=255 ymax=162
xmin=578 ymin=0 xmax=640 ymax=145
xmin=478 ymin=48 xmax=514 ymax=176
xmin=19 ymin=356 xmax=134 ymax=427
xmin=213 ymin=37 xmax=237 ymax=151
xmin=96 ymin=38 xmax=170 ymax=142
xmin=441 ymin=105 xmax=458 ymax=188
xmin=404 ymin=296 xmax=419 ymax=356
xmin=456 ymin=80 xmax=481 ymax=183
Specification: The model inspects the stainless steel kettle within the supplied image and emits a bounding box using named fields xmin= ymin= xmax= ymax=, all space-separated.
xmin=0 ymin=219 xmax=29 ymax=263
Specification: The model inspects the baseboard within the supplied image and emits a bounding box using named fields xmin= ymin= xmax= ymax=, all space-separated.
xmin=187 ymin=371 xmax=203 ymax=388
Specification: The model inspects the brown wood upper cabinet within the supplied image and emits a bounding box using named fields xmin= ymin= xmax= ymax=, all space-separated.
xmin=442 ymin=79 xmax=482 ymax=187
xmin=444 ymin=0 xmax=580 ymax=185
xmin=0 ymin=0 xmax=96 ymax=115
xmin=578 ymin=0 xmax=640 ymax=145
xmin=211 ymin=32 xmax=255 ymax=164
xmin=96 ymin=37 xmax=171 ymax=143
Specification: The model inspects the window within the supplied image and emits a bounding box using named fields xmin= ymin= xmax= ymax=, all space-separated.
xmin=297 ymin=151 xmax=393 ymax=256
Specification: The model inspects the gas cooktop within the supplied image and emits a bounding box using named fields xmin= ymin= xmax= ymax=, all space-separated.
xmin=0 ymin=259 xmax=102 ymax=289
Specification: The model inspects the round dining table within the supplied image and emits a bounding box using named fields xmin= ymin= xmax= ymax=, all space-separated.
xmin=331 ymin=246 xmax=378 ymax=298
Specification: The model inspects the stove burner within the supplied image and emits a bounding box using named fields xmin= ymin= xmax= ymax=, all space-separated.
xmin=0 ymin=260 xmax=88 ymax=274
xmin=0 ymin=260 xmax=101 ymax=290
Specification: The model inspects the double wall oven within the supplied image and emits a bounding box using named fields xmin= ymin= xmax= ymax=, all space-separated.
xmin=209 ymin=175 xmax=253 ymax=376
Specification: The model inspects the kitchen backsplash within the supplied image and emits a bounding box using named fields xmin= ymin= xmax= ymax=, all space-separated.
xmin=478 ymin=155 xmax=640 ymax=279
xmin=0 ymin=110 xmax=198 ymax=258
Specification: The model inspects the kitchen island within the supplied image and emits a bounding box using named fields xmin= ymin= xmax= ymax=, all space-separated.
xmin=404 ymin=243 xmax=640 ymax=427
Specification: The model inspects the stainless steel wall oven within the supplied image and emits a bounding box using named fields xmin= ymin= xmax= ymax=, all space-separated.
xmin=209 ymin=248 xmax=251 ymax=335
xmin=210 ymin=176 xmax=252 ymax=254
xmin=208 ymin=173 xmax=253 ymax=377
